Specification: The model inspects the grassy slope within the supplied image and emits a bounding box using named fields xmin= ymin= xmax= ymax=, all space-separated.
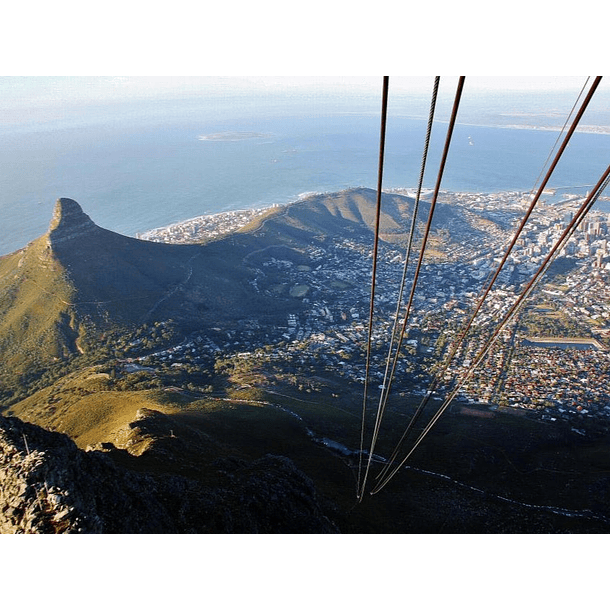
xmin=243 ymin=189 xmax=420 ymax=245
xmin=9 ymin=365 xmax=610 ymax=532
xmin=7 ymin=370 xmax=358 ymax=517
xmin=0 ymin=238 xmax=76 ymax=375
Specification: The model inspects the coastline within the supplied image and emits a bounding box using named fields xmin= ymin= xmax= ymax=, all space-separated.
xmin=137 ymin=185 xmax=604 ymax=245
xmin=2 ymin=115 xmax=608 ymax=256
xmin=430 ymin=117 xmax=610 ymax=136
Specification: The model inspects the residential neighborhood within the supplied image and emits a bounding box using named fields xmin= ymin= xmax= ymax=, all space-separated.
xmin=133 ymin=189 xmax=610 ymax=431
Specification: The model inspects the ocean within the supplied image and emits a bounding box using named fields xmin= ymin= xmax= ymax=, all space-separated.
xmin=1 ymin=94 xmax=609 ymax=255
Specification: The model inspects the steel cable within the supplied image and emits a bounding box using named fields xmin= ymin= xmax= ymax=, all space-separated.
xmin=373 ymin=75 xmax=603 ymax=490
xmin=359 ymin=76 xmax=465 ymax=496
xmin=529 ymin=77 xmax=590 ymax=197
xmin=371 ymin=163 xmax=610 ymax=494
xmin=357 ymin=76 xmax=390 ymax=499
xmin=358 ymin=76 xmax=440 ymax=496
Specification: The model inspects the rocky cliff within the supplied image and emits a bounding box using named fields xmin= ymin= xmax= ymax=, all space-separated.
xmin=47 ymin=198 xmax=99 ymax=246
xmin=0 ymin=413 xmax=338 ymax=534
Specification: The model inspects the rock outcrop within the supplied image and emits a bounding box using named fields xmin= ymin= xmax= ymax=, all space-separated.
xmin=0 ymin=414 xmax=338 ymax=534
xmin=47 ymin=198 xmax=99 ymax=246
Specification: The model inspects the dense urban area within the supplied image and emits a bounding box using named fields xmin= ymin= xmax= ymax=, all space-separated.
xmin=137 ymin=189 xmax=610 ymax=433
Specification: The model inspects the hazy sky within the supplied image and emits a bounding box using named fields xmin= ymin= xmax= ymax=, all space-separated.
xmin=0 ymin=76 xmax=595 ymax=104
xmin=2 ymin=75 xmax=607 ymax=133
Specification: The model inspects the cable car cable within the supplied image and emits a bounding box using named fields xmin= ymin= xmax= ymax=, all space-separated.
xmin=359 ymin=76 xmax=465 ymax=496
xmin=357 ymin=76 xmax=390 ymax=499
xmin=359 ymin=77 xmax=441 ymax=495
xmin=373 ymin=76 xmax=603 ymax=490
xmin=372 ymin=163 xmax=610 ymax=494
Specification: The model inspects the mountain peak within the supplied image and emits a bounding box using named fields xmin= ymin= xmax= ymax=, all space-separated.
xmin=47 ymin=198 xmax=98 ymax=245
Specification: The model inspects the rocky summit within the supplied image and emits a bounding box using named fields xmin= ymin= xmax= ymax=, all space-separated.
xmin=0 ymin=413 xmax=338 ymax=534
xmin=47 ymin=198 xmax=99 ymax=246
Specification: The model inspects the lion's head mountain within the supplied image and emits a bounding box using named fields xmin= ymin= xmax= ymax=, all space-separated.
xmin=0 ymin=189 xmax=445 ymax=385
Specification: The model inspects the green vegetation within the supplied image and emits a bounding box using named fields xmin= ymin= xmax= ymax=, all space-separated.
xmin=520 ymin=301 xmax=592 ymax=338
xmin=0 ymin=238 xmax=80 ymax=399
xmin=7 ymin=354 xmax=610 ymax=532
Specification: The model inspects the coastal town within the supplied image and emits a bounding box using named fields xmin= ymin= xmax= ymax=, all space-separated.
xmin=135 ymin=189 xmax=610 ymax=432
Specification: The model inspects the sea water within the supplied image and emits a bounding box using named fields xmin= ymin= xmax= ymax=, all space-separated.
xmin=1 ymin=95 xmax=608 ymax=255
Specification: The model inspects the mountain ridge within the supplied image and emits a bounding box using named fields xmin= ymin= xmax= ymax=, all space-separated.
xmin=1 ymin=188 xmax=445 ymax=400
xmin=0 ymin=411 xmax=339 ymax=533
